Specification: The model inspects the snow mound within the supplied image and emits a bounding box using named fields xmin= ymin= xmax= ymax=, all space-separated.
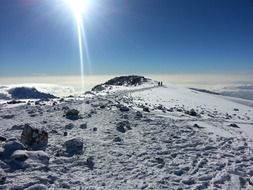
xmin=8 ymin=87 xmax=56 ymax=100
xmin=92 ymin=75 xmax=151 ymax=91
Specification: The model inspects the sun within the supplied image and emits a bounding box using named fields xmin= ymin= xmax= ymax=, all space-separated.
xmin=65 ymin=0 xmax=91 ymax=19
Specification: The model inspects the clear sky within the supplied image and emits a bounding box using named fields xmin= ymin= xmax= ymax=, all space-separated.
xmin=0 ymin=0 xmax=253 ymax=77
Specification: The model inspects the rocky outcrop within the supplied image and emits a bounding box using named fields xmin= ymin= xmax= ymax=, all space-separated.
xmin=92 ymin=75 xmax=150 ymax=91
xmin=21 ymin=124 xmax=48 ymax=150
xmin=8 ymin=87 xmax=56 ymax=99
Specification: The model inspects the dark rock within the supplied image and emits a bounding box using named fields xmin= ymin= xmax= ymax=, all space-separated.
xmin=116 ymin=121 xmax=131 ymax=133
xmin=7 ymin=100 xmax=25 ymax=104
xmin=113 ymin=137 xmax=122 ymax=142
xmin=0 ymin=136 xmax=6 ymax=142
xmin=135 ymin=111 xmax=143 ymax=118
xmin=1 ymin=114 xmax=15 ymax=119
xmin=86 ymin=156 xmax=95 ymax=170
xmin=62 ymin=106 xmax=69 ymax=111
xmin=229 ymin=123 xmax=240 ymax=128
xmin=64 ymin=132 xmax=68 ymax=136
xmin=119 ymin=106 xmax=129 ymax=112
xmin=21 ymin=124 xmax=48 ymax=150
xmin=155 ymin=157 xmax=165 ymax=168
xmin=93 ymin=127 xmax=97 ymax=132
xmin=116 ymin=125 xmax=126 ymax=133
xmin=100 ymin=105 xmax=106 ymax=109
xmin=64 ymin=138 xmax=84 ymax=156
xmin=8 ymin=87 xmax=56 ymax=99
xmin=80 ymin=123 xmax=87 ymax=129
xmin=0 ymin=172 xmax=6 ymax=185
xmin=2 ymin=140 xmax=25 ymax=160
xmin=234 ymin=108 xmax=239 ymax=111
xmin=189 ymin=109 xmax=197 ymax=116
xmin=193 ymin=124 xmax=204 ymax=129
xmin=143 ymin=107 xmax=150 ymax=112
xmin=65 ymin=123 xmax=76 ymax=130
xmin=65 ymin=109 xmax=80 ymax=120
xmin=167 ymin=108 xmax=174 ymax=112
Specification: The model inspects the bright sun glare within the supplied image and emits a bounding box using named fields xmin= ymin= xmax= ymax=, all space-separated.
xmin=65 ymin=0 xmax=90 ymax=19
xmin=64 ymin=0 xmax=93 ymax=91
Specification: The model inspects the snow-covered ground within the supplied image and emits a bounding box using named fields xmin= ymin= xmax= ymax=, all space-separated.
xmin=0 ymin=76 xmax=253 ymax=189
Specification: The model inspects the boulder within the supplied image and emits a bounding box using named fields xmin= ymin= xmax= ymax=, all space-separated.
xmin=10 ymin=150 xmax=49 ymax=168
xmin=1 ymin=140 xmax=25 ymax=160
xmin=65 ymin=109 xmax=80 ymax=120
xmin=64 ymin=138 xmax=84 ymax=156
xmin=21 ymin=124 xmax=48 ymax=150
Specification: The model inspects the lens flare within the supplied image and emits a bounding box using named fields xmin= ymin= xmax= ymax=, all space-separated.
xmin=65 ymin=0 xmax=91 ymax=91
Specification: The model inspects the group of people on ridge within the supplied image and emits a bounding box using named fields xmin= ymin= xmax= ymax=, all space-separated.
xmin=158 ymin=81 xmax=163 ymax=86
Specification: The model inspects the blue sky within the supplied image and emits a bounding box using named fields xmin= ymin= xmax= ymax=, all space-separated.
xmin=0 ymin=0 xmax=253 ymax=76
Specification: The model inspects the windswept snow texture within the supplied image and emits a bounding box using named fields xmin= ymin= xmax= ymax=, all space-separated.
xmin=0 ymin=79 xmax=253 ymax=189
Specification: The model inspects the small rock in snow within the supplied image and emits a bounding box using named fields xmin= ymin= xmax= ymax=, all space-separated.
xmin=86 ymin=156 xmax=95 ymax=170
xmin=135 ymin=111 xmax=143 ymax=118
xmin=119 ymin=106 xmax=129 ymax=112
xmin=65 ymin=109 xmax=80 ymax=120
xmin=80 ymin=123 xmax=87 ymax=129
xmin=65 ymin=123 xmax=76 ymax=130
xmin=63 ymin=132 xmax=68 ymax=136
xmin=229 ymin=123 xmax=240 ymax=128
xmin=113 ymin=137 xmax=122 ymax=142
xmin=116 ymin=121 xmax=131 ymax=133
xmin=143 ymin=107 xmax=150 ymax=112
